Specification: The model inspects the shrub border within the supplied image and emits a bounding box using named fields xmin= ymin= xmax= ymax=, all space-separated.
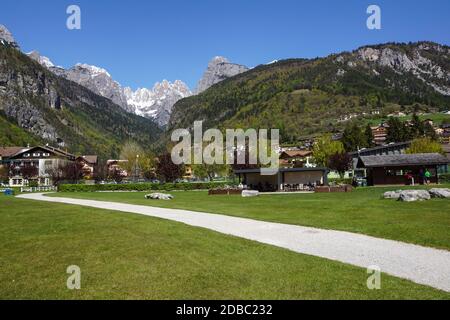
xmin=58 ymin=181 xmax=235 ymax=192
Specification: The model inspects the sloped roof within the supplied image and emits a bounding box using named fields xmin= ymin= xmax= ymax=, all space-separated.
xmin=234 ymin=167 xmax=328 ymax=174
xmin=42 ymin=145 xmax=75 ymax=158
xmin=78 ymin=155 xmax=98 ymax=164
xmin=442 ymin=144 xmax=450 ymax=153
xmin=442 ymin=144 xmax=450 ymax=160
xmin=358 ymin=153 xmax=449 ymax=168
xmin=9 ymin=145 xmax=75 ymax=160
xmin=0 ymin=147 xmax=27 ymax=158
xmin=280 ymin=150 xmax=312 ymax=158
xmin=349 ymin=141 xmax=411 ymax=156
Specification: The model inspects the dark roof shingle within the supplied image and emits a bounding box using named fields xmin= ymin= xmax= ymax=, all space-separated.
xmin=358 ymin=153 xmax=449 ymax=168
xmin=0 ymin=147 xmax=27 ymax=158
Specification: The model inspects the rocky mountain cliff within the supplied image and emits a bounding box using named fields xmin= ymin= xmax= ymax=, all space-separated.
xmin=28 ymin=52 xmax=133 ymax=113
xmin=60 ymin=63 xmax=133 ymax=113
xmin=354 ymin=44 xmax=450 ymax=95
xmin=28 ymin=50 xmax=191 ymax=126
xmin=170 ymin=42 xmax=450 ymax=143
xmin=0 ymin=25 xmax=18 ymax=48
xmin=25 ymin=42 xmax=249 ymax=127
xmin=195 ymin=56 xmax=249 ymax=93
xmin=0 ymin=32 xmax=162 ymax=158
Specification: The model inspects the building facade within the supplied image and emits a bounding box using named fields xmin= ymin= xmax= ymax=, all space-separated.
xmin=4 ymin=146 xmax=76 ymax=187
xmin=76 ymin=155 xmax=98 ymax=179
xmin=234 ymin=167 xmax=329 ymax=192
xmin=357 ymin=153 xmax=449 ymax=186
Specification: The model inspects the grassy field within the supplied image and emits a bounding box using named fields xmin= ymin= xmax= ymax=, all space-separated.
xmin=53 ymin=185 xmax=450 ymax=250
xmin=1 ymin=195 xmax=449 ymax=299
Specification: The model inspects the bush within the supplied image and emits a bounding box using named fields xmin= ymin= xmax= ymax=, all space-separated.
xmin=439 ymin=173 xmax=450 ymax=183
xmin=58 ymin=181 xmax=235 ymax=192
xmin=28 ymin=181 xmax=39 ymax=188
xmin=328 ymin=178 xmax=353 ymax=185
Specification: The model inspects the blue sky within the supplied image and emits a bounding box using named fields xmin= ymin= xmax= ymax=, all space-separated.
xmin=1 ymin=0 xmax=449 ymax=90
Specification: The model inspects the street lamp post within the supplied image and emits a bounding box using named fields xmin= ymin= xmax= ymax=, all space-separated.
xmin=135 ymin=154 xmax=140 ymax=182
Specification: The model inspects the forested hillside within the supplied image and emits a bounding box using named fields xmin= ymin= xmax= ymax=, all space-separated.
xmin=169 ymin=42 xmax=450 ymax=143
xmin=0 ymin=43 xmax=162 ymax=158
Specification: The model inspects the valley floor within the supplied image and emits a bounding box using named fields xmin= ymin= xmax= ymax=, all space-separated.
xmin=17 ymin=192 xmax=450 ymax=293
xmin=0 ymin=189 xmax=450 ymax=299
xmin=52 ymin=186 xmax=450 ymax=250
xmin=0 ymin=188 xmax=448 ymax=299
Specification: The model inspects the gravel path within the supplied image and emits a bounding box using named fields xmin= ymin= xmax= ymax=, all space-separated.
xmin=17 ymin=193 xmax=450 ymax=292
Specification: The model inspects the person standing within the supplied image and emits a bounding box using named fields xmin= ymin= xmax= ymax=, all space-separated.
xmin=419 ymin=169 xmax=425 ymax=185
xmin=424 ymin=169 xmax=432 ymax=185
xmin=405 ymin=171 xmax=413 ymax=186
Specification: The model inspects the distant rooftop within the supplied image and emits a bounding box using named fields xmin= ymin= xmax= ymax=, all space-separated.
xmin=358 ymin=153 xmax=449 ymax=168
xmin=0 ymin=146 xmax=27 ymax=158
xmin=349 ymin=141 xmax=411 ymax=156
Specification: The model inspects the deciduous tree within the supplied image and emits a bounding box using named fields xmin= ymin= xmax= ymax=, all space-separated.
xmin=49 ymin=161 xmax=84 ymax=185
xmin=406 ymin=137 xmax=444 ymax=155
xmin=342 ymin=123 xmax=366 ymax=152
xmin=313 ymin=134 xmax=345 ymax=167
xmin=156 ymin=153 xmax=184 ymax=183
xmin=328 ymin=152 xmax=353 ymax=178
xmin=119 ymin=141 xmax=155 ymax=180
xmin=19 ymin=163 xmax=38 ymax=180
xmin=0 ymin=165 xmax=9 ymax=183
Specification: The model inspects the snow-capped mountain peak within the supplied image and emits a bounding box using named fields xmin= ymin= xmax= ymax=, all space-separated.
xmin=27 ymin=51 xmax=55 ymax=68
xmin=124 ymin=80 xmax=192 ymax=126
xmin=74 ymin=63 xmax=111 ymax=78
xmin=21 ymin=45 xmax=248 ymax=127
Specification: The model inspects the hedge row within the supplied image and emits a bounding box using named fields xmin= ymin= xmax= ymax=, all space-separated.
xmin=58 ymin=181 xmax=235 ymax=192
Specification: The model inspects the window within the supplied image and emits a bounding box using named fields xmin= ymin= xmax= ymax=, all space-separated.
xmin=12 ymin=179 xmax=23 ymax=186
xmin=43 ymin=153 xmax=50 ymax=157
xmin=24 ymin=153 xmax=30 ymax=158
xmin=386 ymin=169 xmax=403 ymax=176
xmin=33 ymin=153 xmax=41 ymax=157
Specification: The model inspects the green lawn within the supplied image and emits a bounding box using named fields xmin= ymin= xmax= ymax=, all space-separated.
xmin=52 ymin=185 xmax=450 ymax=250
xmin=0 ymin=195 xmax=449 ymax=299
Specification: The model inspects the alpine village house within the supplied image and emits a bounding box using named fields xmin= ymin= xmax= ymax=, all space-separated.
xmin=0 ymin=145 xmax=97 ymax=187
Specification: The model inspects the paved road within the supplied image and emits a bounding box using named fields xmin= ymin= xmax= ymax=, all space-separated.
xmin=17 ymin=193 xmax=450 ymax=292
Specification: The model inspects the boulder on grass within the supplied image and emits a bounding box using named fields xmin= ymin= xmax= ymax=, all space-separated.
xmin=145 ymin=193 xmax=173 ymax=200
xmin=428 ymin=188 xmax=450 ymax=199
xmin=383 ymin=191 xmax=402 ymax=200
xmin=398 ymin=190 xmax=431 ymax=202
xmin=242 ymin=190 xmax=259 ymax=198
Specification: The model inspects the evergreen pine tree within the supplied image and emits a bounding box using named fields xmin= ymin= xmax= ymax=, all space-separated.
xmin=424 ymin=122 xmax=438 ymax=140
xmin=364 ymin=124 xmax=375 ymax=148
xmin=386 ymin=117 xmax=407 ymax=143
xmin=410 ymin=113 xmax=425 ymax=138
